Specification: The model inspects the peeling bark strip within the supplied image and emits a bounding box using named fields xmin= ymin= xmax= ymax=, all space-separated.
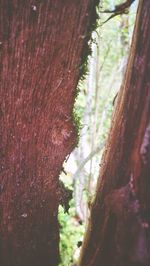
xmin=0 ymin=1 xmax=99 ymax=265
xmin=79 ymin=0 xmax=150 ymax=265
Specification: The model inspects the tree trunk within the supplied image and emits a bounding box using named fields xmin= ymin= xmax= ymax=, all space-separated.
xmin=79 ymin=0 xmax=150 ymax=265
xmin=0 ymin=1 xmax=98 ymax=265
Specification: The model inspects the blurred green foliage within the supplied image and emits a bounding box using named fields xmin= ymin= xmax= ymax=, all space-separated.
xmin=58 ymin=204 xmax=85 ymax=266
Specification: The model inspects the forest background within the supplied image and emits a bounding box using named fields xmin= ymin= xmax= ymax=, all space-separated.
xmin=58 ymin=0 xmax=138 ymax=265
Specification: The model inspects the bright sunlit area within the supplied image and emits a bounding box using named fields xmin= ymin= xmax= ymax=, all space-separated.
xmin=58 ymin=1 xmax=138 ymax=265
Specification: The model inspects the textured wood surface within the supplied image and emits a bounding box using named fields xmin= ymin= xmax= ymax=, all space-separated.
xmin=0 ymin=1 xmax=98 ymax=265
xmin=79 ymin=1 xmax=150 ymax=265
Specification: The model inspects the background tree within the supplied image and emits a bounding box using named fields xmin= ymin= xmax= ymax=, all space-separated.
xmin=66 ymin=0 xmax=137 ymax=224
xmin=58 ymin=2 xmax=138 ymax=264
xmin=79 ymin=0 xmax=150 ymax=265
xmin=0 ymin=1 xmax=99 ymax=265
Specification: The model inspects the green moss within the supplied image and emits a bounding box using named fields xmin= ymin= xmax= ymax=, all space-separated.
xmin=79 ymin=0 xmax=100 ymax=81
xmin=72 ymin=0 xmax=100 ymax=146
xmin=72 ymin=109 xmax=83 ymax=146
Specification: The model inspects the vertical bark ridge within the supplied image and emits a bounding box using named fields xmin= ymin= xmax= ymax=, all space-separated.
xmin=0 ymin=0 xmax=99 ymax=265
xmin=79 ymin=0 xmax=150 ymax=265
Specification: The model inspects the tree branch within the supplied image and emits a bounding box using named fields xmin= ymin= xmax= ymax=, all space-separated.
xmin=101 ymin=0 xmax=136 ymax=24
xmin=73 ymin=142 xmax=104 ymax=182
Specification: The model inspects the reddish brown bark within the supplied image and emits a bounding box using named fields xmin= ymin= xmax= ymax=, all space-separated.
xmin=79 ymin=0 xmax=150 ymax=265
xmin=0 ymin=1 xmax=98 ymax=265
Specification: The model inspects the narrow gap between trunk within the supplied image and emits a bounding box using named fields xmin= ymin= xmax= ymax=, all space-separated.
xmin=58 ymin=1 xmax=138 ymax=265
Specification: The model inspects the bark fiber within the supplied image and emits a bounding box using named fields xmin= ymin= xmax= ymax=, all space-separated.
xmin=0 ymin=0 xmax=98 ymax=265
xmin=79 ymin=0 xmax=150 ymax=265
